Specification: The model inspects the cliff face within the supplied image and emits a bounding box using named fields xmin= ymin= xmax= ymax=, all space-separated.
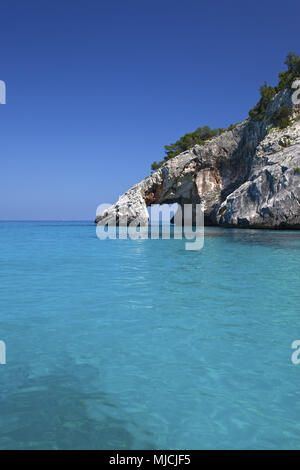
xmin=96 ymin=89 xmax=300 ymax=229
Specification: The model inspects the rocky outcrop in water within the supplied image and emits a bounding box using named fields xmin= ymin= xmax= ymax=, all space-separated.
xmin=95 ymin=89 xmax=300 ymax=229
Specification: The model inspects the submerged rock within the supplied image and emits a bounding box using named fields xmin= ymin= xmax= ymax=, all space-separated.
xmin=95 ymin=89 xmax=300 ymax=229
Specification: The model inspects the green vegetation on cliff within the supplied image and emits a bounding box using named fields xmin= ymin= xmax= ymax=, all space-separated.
xmin=151 ymin=53 xmax=300 ymax=171
xmin=270 ymin=106 xmax=293 ymax=129
xmin=248 ymin=52 xmax=300 ymax=122
xmin=151 ymin=126 xmax=225 ymax=171
xmin=248 ymin=82 xmax=277 ymax=121
xmin=278 ymin=53 xmax=300 ymax=90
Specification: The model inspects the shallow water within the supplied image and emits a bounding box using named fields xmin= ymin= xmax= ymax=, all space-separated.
xmin=0 ymin=221 xmax=300 ymax=449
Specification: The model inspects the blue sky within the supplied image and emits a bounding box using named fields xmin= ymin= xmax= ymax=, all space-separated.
xmin=1 ymin=0 xmax=299 ymax=220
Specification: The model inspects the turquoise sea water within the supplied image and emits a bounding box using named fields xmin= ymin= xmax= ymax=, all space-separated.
xmin=0 ymin=221 xmax=300 ymax=449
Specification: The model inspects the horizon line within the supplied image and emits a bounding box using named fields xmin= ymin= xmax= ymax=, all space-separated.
xmin=0 ymin=219 xmax=94 ymax=222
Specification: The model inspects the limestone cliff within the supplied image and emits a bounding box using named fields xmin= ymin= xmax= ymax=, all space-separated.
xmin=95 ymin=89 xmax=300 ymax=229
